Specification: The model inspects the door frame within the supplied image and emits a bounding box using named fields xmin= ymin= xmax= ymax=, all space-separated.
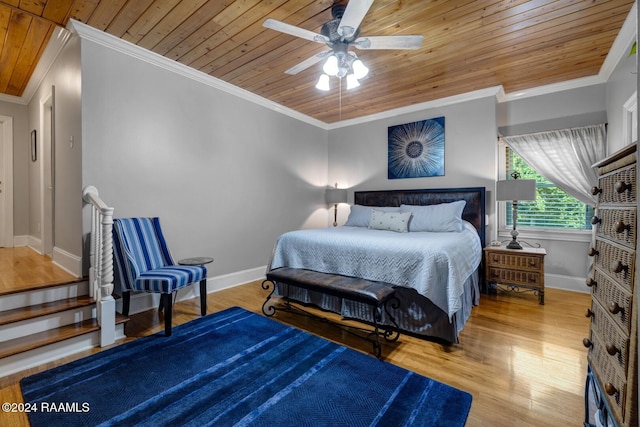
xmin=40 ymin=88 xmax=55 ymax=256
xmin=0 ymin=115 xmax=13 ymax=248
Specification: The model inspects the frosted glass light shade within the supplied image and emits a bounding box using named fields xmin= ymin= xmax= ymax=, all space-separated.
xmin=323 ymin=56 xmax=339 ymax=76
xmin=346 ymin=74 xmax=360 ymax=89
xmin=352 ymin=59 xmax=369 ymax=79
xmin=315 ymin=74 xmax=330 ymax=91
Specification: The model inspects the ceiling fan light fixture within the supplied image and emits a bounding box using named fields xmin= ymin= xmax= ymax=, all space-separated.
xmin=323 ymin=55 xmax=339 ymax=76
xmin=316 ymin=74 xmax=331 ymax=91
xmin=346 ymin=73 xmax=360 ymax=89
xmin=352 ymin=59 xmax=369 ymax=79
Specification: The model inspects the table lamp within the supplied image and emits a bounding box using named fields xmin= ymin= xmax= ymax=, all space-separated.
xmin=325 ymin=183 xmax=348 ymax=227
xmin=496 ymin=172 xmax=536 ymax=249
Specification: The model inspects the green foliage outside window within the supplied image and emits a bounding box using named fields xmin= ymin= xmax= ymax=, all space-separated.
xmin=505 ymin=148 xmax=594 ymax=230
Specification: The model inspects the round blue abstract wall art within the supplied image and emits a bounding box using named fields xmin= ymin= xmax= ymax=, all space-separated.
xmin=388 ymin=116 xmax=445 ymax=179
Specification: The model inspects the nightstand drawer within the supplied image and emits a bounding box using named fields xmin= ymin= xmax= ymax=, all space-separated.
xmin=485 ymin=252 xmax=543 ymax=271
xmin=486 ymin=267 xmax=543 ymax=289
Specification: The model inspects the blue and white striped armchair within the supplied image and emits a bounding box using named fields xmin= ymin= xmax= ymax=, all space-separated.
xmin=112 ymin=217 xmax=207 ymax=336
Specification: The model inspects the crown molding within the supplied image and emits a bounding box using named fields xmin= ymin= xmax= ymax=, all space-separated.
xmin=67 ymin=20 xmax=329 ymax=130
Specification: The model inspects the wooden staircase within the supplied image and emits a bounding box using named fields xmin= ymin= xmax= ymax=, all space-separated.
xmin=0 ymin=278 xmax=128 ymax=378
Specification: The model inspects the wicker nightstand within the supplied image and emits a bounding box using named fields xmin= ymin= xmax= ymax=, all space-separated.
xmin=484 ymin=245 xmax=546 ymax=304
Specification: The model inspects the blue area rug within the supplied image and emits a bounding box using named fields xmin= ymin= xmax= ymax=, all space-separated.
xmin=21 ymin=307 xmax=472 ymax=426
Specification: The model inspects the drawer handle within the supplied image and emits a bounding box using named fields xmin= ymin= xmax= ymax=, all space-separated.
xmin=582 ymin=338 xmax=593 ymax=348
xmin=528 ymin=275 xmax=537 ymax=283
xmin=611 ymin=260 xmax=628 ymax=274
xmin=606 ymin=343 xmax=621 ymax=356
xmin=614 ymin=181 xmax=631 ymax=194
xmin=585 ymin=308 xmax=594 ymax=318
xmin=605 ymin=383 xmax=618 ymax=396
xmin=528 ymin=261 xmax=536 ymax=266
xmin=608 ymin=302 xmax=624 ymax=315
xmin=614 ymin=219 xmax=630 ymax=234
xmin=590 ymin=216 xmax=601 ymax=225
xmin=587 ymin=247 xmax=599 ymax=257
xmin=591 ymin=186 xmax=602 ymax=195
xmin=586 ymin=278 xmax=597 ymax=288
xmin=493 ymin=256 xmax=499 ymax=262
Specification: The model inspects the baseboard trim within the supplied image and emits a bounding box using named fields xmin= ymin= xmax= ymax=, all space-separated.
xmin=13 ymin=235 xmax=28 ymax=247
xmin=120 ymin=266 xmax=267 ymax=315
xmin=52 ymin=246 xmax=82 ymax=277
xmin=545 ymin=273 xmax=589 ymax=293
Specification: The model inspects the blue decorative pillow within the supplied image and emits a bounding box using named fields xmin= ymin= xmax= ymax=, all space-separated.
xmin=344 ymin=205 xmax=401 ymax=227
xmin=400 ymin=201 xmax=466 ymax=232
xmin=368 ymin=210 xmax=412 ymax=233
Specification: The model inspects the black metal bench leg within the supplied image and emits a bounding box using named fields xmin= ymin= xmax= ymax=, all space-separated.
xmin=372 ymin=305 xmax=383 ymax=359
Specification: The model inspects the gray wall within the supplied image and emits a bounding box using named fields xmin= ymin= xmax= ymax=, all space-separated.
xmin=0 ymin=101 xmax=28 ymax=238
xmin=79 ymin=36 xmax=329 ymax=278
xmin=327 ymin=96 xmax=498 ymax=238
xmin=606 ymin=40 xmax=637 ymax=154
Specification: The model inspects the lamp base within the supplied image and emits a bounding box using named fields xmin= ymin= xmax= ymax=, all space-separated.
xmin=506 ymin=228 xmax=522 ymax=249
xmin=506 ymin=239 xmax=523 ymax=250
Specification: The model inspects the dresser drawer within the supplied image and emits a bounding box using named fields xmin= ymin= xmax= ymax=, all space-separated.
xmin=589 ymin=238 xmax=635 ymax=293
xmin=588 ymin=332 xmax=628 ymax=423
xmin=486 ymin=267 xmax=543 ymax=289
xmin=588 ymin=298 xmax=631 ymax=373
xmin=485 ymin=252 xmax=543 ymax=271
xmin=594 ymin=163 xmax=636 ymax=205
xmin=590 ymin=268 xmax=633 ymax=334
xmin=592 ymin=207 xmax=637 ymax=249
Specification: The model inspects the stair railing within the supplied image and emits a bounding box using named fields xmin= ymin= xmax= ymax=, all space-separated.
xmin=82 ymin=185 xmax=116 ymax=347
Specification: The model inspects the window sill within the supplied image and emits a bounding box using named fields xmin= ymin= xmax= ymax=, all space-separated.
xmin=498 ymin=228 xmax=592 ymax=243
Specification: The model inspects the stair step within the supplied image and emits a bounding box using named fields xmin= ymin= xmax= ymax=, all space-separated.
xmin=0 ymin=296 xmax=95 ymax=326
xmin=0 ymin=314 xmax=129 ymax=359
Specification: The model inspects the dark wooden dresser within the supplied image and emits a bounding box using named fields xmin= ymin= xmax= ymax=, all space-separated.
xmin=584 ymin=142 xmax=637 ymax=427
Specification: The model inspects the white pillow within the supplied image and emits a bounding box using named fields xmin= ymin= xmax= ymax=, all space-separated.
xmin=368 ymin=210 xmax=412 ymax=233
xmin=400 ymin=201 xmax=466 ymax=232
xmin=344 ymin=205 xmax=401 ymax=227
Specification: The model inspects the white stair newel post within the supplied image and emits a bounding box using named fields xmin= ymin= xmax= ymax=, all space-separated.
xmin=99 ymin=206 xmax=116 ymax=346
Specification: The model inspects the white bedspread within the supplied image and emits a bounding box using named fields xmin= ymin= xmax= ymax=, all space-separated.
xmin=269 ymin=222 xmax=482 ymax=319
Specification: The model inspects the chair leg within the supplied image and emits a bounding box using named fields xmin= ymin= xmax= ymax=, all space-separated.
xmin=164 ymin=293 xmax=173 ymax=337
xmin=200 ymin=279 xmax=207 ymax=316
xmin=122 ymin=292 xmax=130 ymax=316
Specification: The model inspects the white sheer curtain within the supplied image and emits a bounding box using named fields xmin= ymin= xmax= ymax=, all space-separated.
xmin=502 ymin=124 xmax=607 ymax=206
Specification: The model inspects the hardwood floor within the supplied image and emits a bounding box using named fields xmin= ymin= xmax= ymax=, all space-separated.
xmin=0 ymin=280 xmax=591 ymax=426
xmin=0 ymin=247 xmax=77 ymax=295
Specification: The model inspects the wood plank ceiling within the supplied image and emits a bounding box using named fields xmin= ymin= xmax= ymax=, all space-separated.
xmin=0 ymin=0 xmax=635 ymax=123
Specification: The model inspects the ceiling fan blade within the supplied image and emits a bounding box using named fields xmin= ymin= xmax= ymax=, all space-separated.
xmin=354 ymin=35 xmax=424 ymax=50
xmin=263 ymin=18 xmax=329 ymax=43
xmin=338 ymin=0 xmax=375 ymax=38
xmin=285 ymin=50 xmax=333 ymax=75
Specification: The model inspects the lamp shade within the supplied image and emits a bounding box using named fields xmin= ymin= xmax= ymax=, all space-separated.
xmin=496 ymin=179 xmax=536 ymax=201
xmin=325 ymin=187 xmax=348 ymax=205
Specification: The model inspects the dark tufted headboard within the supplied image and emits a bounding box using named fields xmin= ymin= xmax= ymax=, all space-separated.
xmin=354 ymin=187 xmax=486 ymax=247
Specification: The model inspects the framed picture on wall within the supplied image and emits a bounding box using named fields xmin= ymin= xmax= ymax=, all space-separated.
xmin=388 ymin=116 xmax=445 ymax=179
xmin=31 ymin=129 xmax=37 ymax=162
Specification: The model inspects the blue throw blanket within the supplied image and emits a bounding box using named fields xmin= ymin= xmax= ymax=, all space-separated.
xmin=269 ymin=223 xmax=481 ymax=319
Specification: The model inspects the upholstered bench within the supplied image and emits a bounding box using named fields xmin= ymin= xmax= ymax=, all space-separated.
xmin=261 ymin=267 xmax=400 ymax=358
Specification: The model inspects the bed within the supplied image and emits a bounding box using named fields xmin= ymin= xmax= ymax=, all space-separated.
xmin=267 ymin=187 xmax=486 ymax=343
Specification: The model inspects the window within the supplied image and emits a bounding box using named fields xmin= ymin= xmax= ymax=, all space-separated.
xmin=504 ymin=147 xmax=594 ymax=230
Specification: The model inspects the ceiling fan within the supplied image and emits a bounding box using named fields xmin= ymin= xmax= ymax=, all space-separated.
xmin=263 ymin=0 xmax=423 ymax=90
